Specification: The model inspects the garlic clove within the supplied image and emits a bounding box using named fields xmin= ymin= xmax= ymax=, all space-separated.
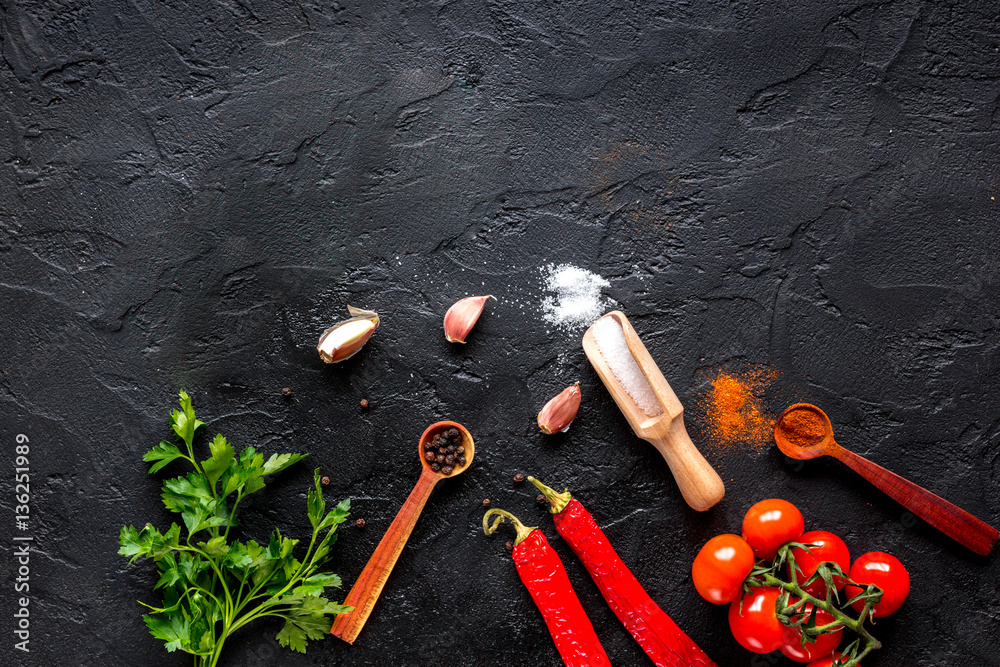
xmin=317 ymin=307 xmax=379 ymax=363
xmin=537 ymin=382 xmax=582 ymax=434
xmin=443 ymin=295 xmax=493 ymax=343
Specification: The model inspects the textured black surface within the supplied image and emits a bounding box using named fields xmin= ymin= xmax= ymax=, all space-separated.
xmin=2 ymin=1 xmax=999 ymax=666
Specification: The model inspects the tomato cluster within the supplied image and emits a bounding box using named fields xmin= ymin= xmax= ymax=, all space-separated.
xmin=692 ymin=499 xmax=910 ymax=666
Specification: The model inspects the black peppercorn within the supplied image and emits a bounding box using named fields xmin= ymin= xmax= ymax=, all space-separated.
xmin=445 ymin=455 xmax=455 ymax=465
xmin=441 ymin=465 xmax=453 ymax=475
xmin=281 ymin=387 xmax=292 ymax=397
xmin=482 ymin=498 xmax=490 ymax=508
xmin=321 ymin=476 xmax=330 ymax=486
xmin=536 ymin=494 xmax=546 ymax=505
xmin=425 ymin=451 xmax=435 ymax=462
xmin=457 ymin=456 xmax=466 ymax=465
xmin=505 ymin=540 xmax=514 ymax=551
xmin=431 ymin=462 xmax=441 ymax=472
xmin=456 ymin=445 xmax=465 ymax=454
xmin=356 ymin=518 xmax=366 ymax=528
xmin=360 ymin=398 xmax=369 ymax=408
xmin=436 ymin=453 xmax=445 ymax=463
xmin=513 ymin=473 xmax=525 ymax=483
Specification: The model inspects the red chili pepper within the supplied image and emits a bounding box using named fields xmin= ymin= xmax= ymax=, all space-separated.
xmin=483 ymin=508 xmax=612 ymax=667
xmin=530 ymin=477 xmax=717 ymax=667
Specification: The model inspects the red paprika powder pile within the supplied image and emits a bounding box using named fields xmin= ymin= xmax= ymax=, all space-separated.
xmin=698 ymin=368 xmax=777 ymax=453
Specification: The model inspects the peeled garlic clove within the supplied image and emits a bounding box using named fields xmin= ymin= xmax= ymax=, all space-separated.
xmin=443 ymin=295 xmax=493 ymax=343
xmin=317 ymin=307 xmax=379 ymax=363
xmin=537 ymin=382 xmax=581 ymax=434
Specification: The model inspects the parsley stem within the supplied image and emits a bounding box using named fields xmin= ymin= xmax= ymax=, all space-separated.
xmin=176 ymin=544 xmax=234 ymax=619
xmin=222 ymin=489 xmax=245 ymax=543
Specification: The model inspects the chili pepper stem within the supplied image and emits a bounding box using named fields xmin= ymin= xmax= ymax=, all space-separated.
xmin=483 ymin=508 xmax=537 ymax=546
xmin=528 ymin=477 xmax=572 ymax=514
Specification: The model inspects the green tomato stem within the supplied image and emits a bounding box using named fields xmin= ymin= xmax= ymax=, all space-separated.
xmin=754 ymin=546 xmax=881 ymax=667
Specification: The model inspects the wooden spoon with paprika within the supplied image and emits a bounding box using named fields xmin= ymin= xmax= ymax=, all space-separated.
xmin=775 ymin=403 xmax=998 ymax=556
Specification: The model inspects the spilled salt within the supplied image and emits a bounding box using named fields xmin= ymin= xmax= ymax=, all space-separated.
xmin=541 ymin=264 xmax=611 ymax=329
xmin=591 ymin=316 xmax=663 ymax=416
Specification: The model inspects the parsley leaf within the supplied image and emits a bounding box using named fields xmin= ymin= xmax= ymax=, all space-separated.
xmin=276 ymin=595 xmax=353 ymax=653
xmin=293 ymin=572 xmax=342 ymax=596
xmin=144 ymin=613 xmax=190 ymax=653
xmin=118 ymin=523 xmax=181 ymax=563
xmin=263 ymin=452 xmax=308 ymax=476
xmin=143 ymin=441 xmax=187 ymax=474
xmin=201 ymin=434 xmax=235 ymax=489
xmin=170 ymin=390 xmax=205 ymax=447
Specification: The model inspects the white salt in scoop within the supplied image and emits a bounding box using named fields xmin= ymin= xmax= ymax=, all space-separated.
xmin=583 ymin=311 xmax=725 ymax=511
xmin=591 ymin=316 xmax=663 ymax=417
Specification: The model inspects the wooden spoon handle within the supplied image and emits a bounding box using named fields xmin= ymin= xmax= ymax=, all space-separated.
xmin=833 ymin=447 xmax=998 ymax=556
xmin=648 ymin=417 xmax=725 ymax=512
xmin=330 ymin=468 xmax=439 ymax=643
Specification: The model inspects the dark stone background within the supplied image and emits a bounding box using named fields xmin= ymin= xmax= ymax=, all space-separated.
xmin=1 ymin=1 xmax=998 ymax=665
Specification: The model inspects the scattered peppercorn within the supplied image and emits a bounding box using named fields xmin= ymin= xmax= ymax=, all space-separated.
xmin=514 ymin=473 xmax=526 ymax=483
xmin=482 ymin=498 xmax=491 ymax=508
xmin=321 ymin=476 xmax=330 ymax=486
xmin=536 ymin=494 xmax=546 ymax=505
xmin=505 ymin=540 xmax=514 ymax=551
xmin=281 ymin=387 xmax=292 ymax=397
xmin=360 ymin=398 xmax=369 ymax=408
xmin=356 ymin=518 xmax=366 ymax=528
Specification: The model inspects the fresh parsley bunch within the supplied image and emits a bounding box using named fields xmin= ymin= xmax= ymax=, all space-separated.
xmin=119 ymin=391 xmax=352 ymax=666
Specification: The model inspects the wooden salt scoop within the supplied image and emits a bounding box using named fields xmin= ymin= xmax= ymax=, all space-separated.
xmin=776 ymin=403 xmax=998 ymax=556
xmin=330 ymin=421 xmax=474 ymax=644
xmin=583 ymin=311 xmax=725 ymax=511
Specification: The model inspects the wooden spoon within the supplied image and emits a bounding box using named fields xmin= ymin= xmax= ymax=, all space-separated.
xmin=330 ymin=421 xmax=474 ymax=643
xmin=775 ymin=403 xmax=998 ymax=556
xmin=583 ymin=311 xmax=725 ymax=511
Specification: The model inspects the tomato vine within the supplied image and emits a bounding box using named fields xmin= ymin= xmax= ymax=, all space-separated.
xmin=744 ymin=542 xmax=883 ymax=666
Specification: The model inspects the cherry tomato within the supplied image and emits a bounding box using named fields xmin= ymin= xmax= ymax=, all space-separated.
xmin=789 ymin=531 xmax=850 ymax=598
xmin=807 ymin=652 xmax=858 ymax=667
xmin=742 ymin=499 xmax=805 ymax=559
xmin=692 ymin=534 xmax=755 ymax=604
xmin=844 ymin=551 xmax=910 ymax=617
xmin=779 ymin=603 xmax=843 ymax=662
xmin=728 ymin=587 xmax=798 ymax=653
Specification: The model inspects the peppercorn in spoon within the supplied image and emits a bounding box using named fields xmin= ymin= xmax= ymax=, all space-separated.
xmin=775 ymin=403 xmax=998 ymax=556
xmin=330 ymin=421 xmax=474 ymax=643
